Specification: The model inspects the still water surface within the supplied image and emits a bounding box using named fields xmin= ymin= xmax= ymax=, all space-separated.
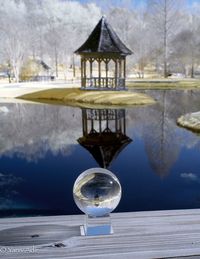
xmin=1 ymin=90 xmax=200 ymax=217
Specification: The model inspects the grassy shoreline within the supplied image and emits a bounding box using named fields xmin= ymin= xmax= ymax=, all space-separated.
xmin=16 ymin=79 xmax=200 ymax=108
xmin=18 ymin=88 xmax=155 ymax=108
xmin=177 ymin=112 xmax=200 ymax=133
xmin=127 ymin=79 xmax=200 ymax=90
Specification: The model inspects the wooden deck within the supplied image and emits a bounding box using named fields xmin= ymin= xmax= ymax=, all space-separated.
xmin=1 ymin=209 xmax=200 ymax=258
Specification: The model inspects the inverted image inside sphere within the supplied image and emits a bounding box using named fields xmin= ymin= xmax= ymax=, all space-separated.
xmin=80 ymin=173 xmax=119 ymax=199
xmin=73 ymin=168 xmax=121 ymax=217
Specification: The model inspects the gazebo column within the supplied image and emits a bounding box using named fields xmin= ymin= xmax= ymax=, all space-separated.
xmin=119 ymin=58 xmax=125 ymax=89
xmin=98 ymin=59 xmax=101 ymax=88
xmin=115 ymin=59 xmax=118 ymax=90
xmin=82 ymin=109 xmax=88 ymax=135
xmin=118 ymin=116 xmax=122 ymax=132
xmin=122 ymin=110 xmax=126 ymax=134
xmin=99 ymin=110 xmax=102 ymax=133
xmin=91 ymin=118 xmax=94 ymax=132
xmin=115 ymin=109 xmax=118 ymax=132
xmin=119 ymin=59 xmax=122 ymax=78
xmin=89 ymin=58 xmax=93 ymax=87
xmin=81 ymin=57 xmax=84 ymax=88
xmin=82 ymin=58 xmax=87 ymax=88
xmin=106 ymin=110 xmax=109 ymax=129
xmin=123 ymin=57 xmax=126 ymax=79
xmin=105 ymin=60 xmax=109 ymax=88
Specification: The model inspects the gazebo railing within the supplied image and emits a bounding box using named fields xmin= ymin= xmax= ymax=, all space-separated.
xmin=85 ymin=109 xmax=125 ymax=121
xmin=82 ymin=77 xmax=125 ymax=89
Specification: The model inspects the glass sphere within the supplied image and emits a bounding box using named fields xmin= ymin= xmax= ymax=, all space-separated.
xmin=73 ymin=168 xmax=121 ymax=217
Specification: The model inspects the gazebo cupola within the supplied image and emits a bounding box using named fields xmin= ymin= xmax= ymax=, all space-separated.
xmin=75 ymin=16 xmax=132 ymax=90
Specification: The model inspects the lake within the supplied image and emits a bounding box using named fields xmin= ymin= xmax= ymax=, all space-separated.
xmin=1 ymin=90 xmax=200 ymax=217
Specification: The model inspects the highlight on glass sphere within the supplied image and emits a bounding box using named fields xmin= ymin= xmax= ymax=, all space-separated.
xmin=73 ymin=168 xmax=121 ymax=217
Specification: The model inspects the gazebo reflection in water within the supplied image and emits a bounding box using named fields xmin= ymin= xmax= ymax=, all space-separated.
xmin=78 ymin=109 xmax=132 ymax=168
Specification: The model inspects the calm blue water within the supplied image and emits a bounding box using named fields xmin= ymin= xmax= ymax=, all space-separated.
xmin=1 ymin=90 xmax=200 ymax=217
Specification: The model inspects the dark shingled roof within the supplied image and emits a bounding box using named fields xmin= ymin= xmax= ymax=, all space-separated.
xmin=78 ymin=132 xmax=132 ymax=168
xmin=75 ymin=16 xmax=132 ymax=56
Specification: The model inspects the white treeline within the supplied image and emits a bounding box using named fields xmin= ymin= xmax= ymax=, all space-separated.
xmin=0 ymin=0 xmax=199 ymax=82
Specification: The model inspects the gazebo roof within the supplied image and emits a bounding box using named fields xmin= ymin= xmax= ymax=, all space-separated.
xmin=75 ymin=16 xmax=132 ymax=56
xmin=78 ymin=132 xmax=132 ymax=168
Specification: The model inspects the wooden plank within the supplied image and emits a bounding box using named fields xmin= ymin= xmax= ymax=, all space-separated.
xmin=1 ymin=209 xmax=200 ymax=258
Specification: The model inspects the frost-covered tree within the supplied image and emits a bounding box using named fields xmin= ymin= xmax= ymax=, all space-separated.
xmin=0 ymin=0 xmax=101 ymax=81
xmin=128 ymin=9 xmax=156 ymax=78
xmin=0 ymin=0 xmax=199 ymax=80
xmin=147 ymin=0 xmax=184 ymax=77
xmin=0 ymin=1 xmax=30 ymax=82
xmin=172 ymin=7 xmax=200 ymax=78
xmin=39 ymin=0 xmax=101 ymax=78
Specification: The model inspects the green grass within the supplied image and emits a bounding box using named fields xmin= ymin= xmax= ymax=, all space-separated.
xmin=18 ymin=88 xmax=155 ymax=108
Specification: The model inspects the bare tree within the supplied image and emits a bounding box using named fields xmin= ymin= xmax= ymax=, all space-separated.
xmin=128 ymin=9 xmax=153 ymax=78
xmin=41 ymin=0 xmax=101 ymax=79
xmin=171 ymin=8 xmax=200 ymax=78
xmin=0 ymin=0 xmax=199 ymax=81
xmin=0 ymin=1 xmax=30 ymax=82
xmin=148 ymin=0 xmax=183 ymax=77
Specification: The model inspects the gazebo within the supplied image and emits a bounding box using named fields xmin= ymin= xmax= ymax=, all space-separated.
xmin=78 ymin=108 xmax=132 ymax=168
xmin=75 ymin=16 xmax=132 ymax=90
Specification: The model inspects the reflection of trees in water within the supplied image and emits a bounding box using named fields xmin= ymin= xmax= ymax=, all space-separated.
xmin=127 ymin=90 xmax=200 ymax=177
xmin=143 ymin=91 xmax=178 ymax=177
xmin=0 ymin=103 xmax=82 ymax=161
xmin=1 ymin=90 xmax=200 ymax=175
xmin=0 ymin=173 xmax=22 ymax=209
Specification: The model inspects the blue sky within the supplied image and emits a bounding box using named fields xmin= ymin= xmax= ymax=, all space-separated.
xmin=77 ymin=0 xmax=199 ymax=8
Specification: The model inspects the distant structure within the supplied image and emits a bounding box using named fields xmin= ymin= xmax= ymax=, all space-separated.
xmin=35 ymin=60 xmax=52 ymax=81
xmin=75 ymin=16 xmax=132 ymax=90
xmin=20 ymin=58 xmax=52 ymax=82
xmin=78 ymin=109 xmax=132 ymax=168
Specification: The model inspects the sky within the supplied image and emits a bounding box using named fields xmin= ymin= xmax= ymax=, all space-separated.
xmin=77 ymin=0 xmax=200 ymax=8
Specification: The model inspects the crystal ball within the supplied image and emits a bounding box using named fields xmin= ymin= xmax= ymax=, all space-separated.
xmin=73 ymin=168 xmax=121 ymax=217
